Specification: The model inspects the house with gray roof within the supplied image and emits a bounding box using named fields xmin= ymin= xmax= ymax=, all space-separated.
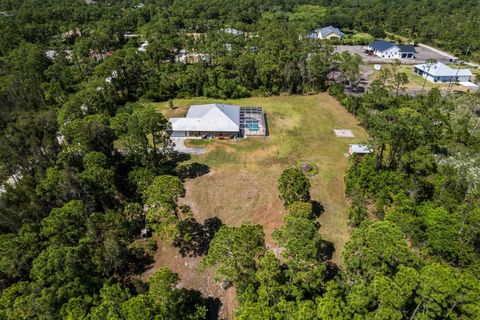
xmin=366 ymin=40 xmax=416 ymax=59
xmin=309 ymin=26 xmax=345 ymax=40
xmin=414 ymin=62 xmax=472 ymax=83
xmin=170 ymin=104 xmax=266 ymax=138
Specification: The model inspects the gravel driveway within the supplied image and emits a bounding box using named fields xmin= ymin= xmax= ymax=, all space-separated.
xmin=171 ymin=137 xmax=206 ymax=155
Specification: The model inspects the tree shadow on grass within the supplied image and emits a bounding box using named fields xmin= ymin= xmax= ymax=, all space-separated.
xmin=128 ymin=248 xmax=155 ymax=274
xmin=176 ymin=162 xmax=210 ymax=180
xmin=173 ymin=217 xmax=223 ymax=257
xmin=325 ymin=261 xmax=340 ymax=281
xmin=319 ymin=239 xmax=339 ymax=280
xmin=311 ymin=200 xmax=325 ymax=218
xmin=320 ymin=239 xmax=335 ymax=261
xmin=205 ymin=297 xmax=223 ymax=320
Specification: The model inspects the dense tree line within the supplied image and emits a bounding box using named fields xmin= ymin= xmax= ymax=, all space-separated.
xmin=328 ymin=0 xmax=480 ymax=60
xmin=334 ymin=82 xmax=480 ymax=274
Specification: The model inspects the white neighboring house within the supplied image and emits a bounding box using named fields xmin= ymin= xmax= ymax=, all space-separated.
xmin=309 ymin=26 xmax=345 ymax=40
xmin=366 ymin=40 xmax=416 ymax=59
xmin=124 ymin=33 xmax=140 ymax=39
xmin=105 ymin=70 xmax=118 ymax=83
xmin=348 ymin=144 xmax=373 ymax=156
xmin=62 ymin=28 xmax=81 ymax=39
xmin=138 ymin=40 xmax=149 ymax=52
xmin=222 ymin=28 xmax=244 ymax=36
xmin=0 ymin=172 xmax=23 ymax=195
xmin=175 ymin=50 xmax=209 ymax=64
xmin=414 ymin=62 xmax=473 ymax=83
xmin=45 ymin=50 xmax=57 ymax=59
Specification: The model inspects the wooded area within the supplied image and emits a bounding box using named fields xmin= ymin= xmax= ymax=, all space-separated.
xmin=1 ymin=0 xmax=479 ymax=319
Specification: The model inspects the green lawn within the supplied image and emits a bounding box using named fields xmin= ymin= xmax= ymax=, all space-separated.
xmin=151 ymin=94 xmax=368 ymax=264
xmin=184 ymin=139 xmax=213 ymax=147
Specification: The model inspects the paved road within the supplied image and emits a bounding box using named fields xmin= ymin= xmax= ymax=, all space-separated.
xmin=418 ymin=43 xmax=480 ymax=68
xmin=171 ymin=137 xmax=206 ymax=155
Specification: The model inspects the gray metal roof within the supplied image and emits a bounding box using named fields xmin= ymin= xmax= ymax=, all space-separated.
xmin=399 ymin=44 xmax=416 ymax=53
xmin=170 ymin=104 xmax=240 ymax=132
xmin=415 ymin=62 xmax=472 ymax=77
xmin=319 ymin=26 xmax=344 ymax=38
xmin=368 ymin=40 xmax=397 ymax=52
xmin=309 ymin=26 xmax=344 ymax=39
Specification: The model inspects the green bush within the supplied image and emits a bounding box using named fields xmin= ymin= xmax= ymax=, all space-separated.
xmin=278 ymin=167 xmax=311 ymax=207
xmin=327 ymin=83 xmax=346 ymax=99
xmin=145 ymin=239 xmax=158 ymax=256
xmin=351 ymin=33 xmax=375 ymax=45
xmin=369 ymin=26 xmax=386 ymax=39
xmin=348 ymin=206 xmax=368 ymax=227
xmin=288 ymin=201 xmax=313 ymax=219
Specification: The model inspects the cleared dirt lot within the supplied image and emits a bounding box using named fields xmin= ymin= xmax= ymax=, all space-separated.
xmin=336 ymin=45 xmax=454 ymax=64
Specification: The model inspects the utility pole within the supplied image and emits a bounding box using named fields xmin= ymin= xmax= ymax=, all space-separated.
xmin=420 ymin=58 xmax=437 ymax=95
xmin=446 ymin=59 xmax=464 ymax=99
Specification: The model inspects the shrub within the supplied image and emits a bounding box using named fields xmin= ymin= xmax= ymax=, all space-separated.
xmin=278 ymin=168 xmax=311 ymax=206
xmin=288 ymin=201 xmax=313 ymax=219
xmin=145 ymin=239 xmax=158 ymax=256
xmin=348 ymin=205 xmax=368 ymax=227
xmin=351 ymin=33 xmax=375 ymax=45
xmin=369 ymin=26 xmax=386 ymax=39
xmin=327 ymin=83 xmax=346 ymax=99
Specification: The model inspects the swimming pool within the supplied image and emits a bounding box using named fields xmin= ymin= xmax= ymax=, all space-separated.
xmin=245 ymin=119 xmax=260 ymax=131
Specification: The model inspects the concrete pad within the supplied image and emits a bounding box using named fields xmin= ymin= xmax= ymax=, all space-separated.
xmin=459 ymin=81 xmax=479 ymax=89
xmin=171 ymin=137 xmax=206 ymax=155
xmin=334 ymin=129 xmax=355 ymax=138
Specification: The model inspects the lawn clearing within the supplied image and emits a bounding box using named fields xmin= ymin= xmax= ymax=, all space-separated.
xmin=143 ymin=93 xmax=368 ymax=317
xmin=153 ymin=93 xmax=368 ymax=259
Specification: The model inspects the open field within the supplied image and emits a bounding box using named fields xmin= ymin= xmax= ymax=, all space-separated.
xmin=144 ymin=94 xmax=368 ymax=318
